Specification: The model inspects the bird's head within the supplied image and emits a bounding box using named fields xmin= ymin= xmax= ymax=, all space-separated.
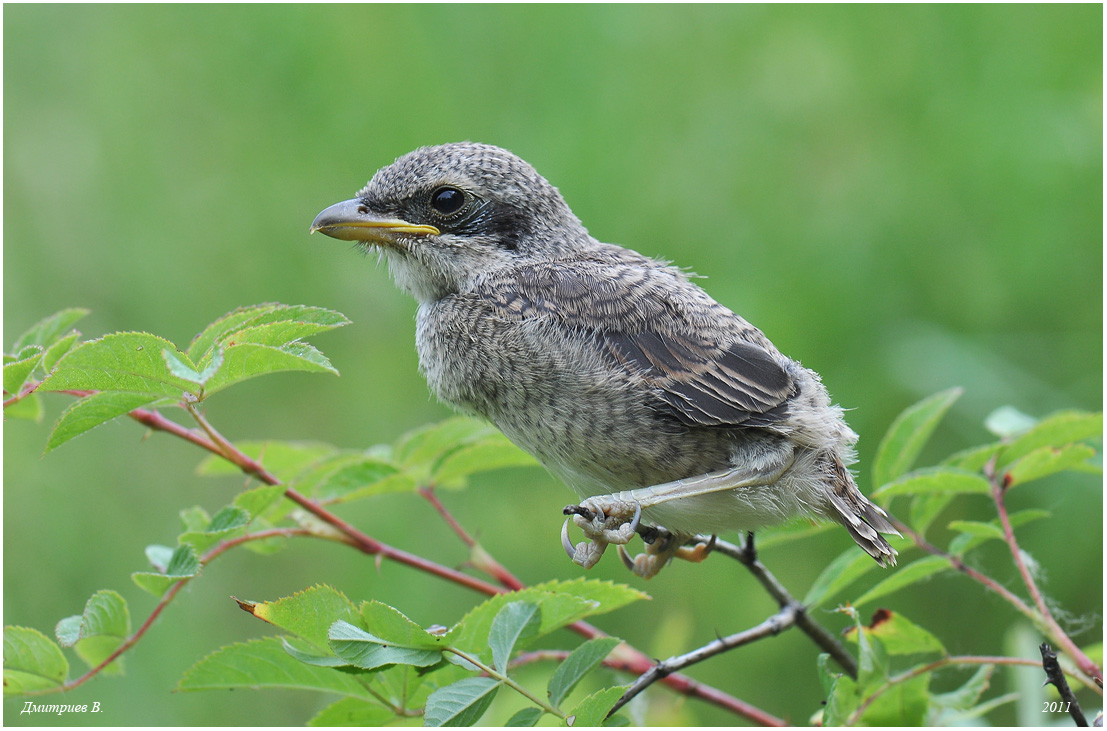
xmin=311 ymin=142 xmax=591 ymax=302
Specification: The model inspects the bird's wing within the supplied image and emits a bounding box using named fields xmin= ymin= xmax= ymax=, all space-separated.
xmin=481 ymin=260 xmax=795 ymax=428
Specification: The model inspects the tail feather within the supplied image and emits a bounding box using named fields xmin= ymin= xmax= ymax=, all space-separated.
xmin=827 ymin=490 xmax=900 ymax=567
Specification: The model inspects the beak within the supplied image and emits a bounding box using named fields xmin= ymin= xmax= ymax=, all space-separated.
xmin=310 ymin=198 xmax=440 ymax=245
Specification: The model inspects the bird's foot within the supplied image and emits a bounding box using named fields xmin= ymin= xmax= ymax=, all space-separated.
xmin=561 ymin=499 xmax=641 ymax=570
xmin=616 ymin=531 xmax=716 ymax=579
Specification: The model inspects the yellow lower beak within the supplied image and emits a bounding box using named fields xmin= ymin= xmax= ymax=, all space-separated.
xmin=310 ymin=199 xmax=440 ymax=244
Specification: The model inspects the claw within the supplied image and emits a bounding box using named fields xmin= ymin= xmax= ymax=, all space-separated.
xmin=561 ymin=518 xmax=578 ymax=559
xmin=618 ymin=545 xmax=635 ymax=571
xmin=627 ymin=502 xmax=642 ymax=533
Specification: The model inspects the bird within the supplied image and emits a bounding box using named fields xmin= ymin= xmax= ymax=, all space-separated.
xmin=311 ymin=142 xmax=899 ymax=578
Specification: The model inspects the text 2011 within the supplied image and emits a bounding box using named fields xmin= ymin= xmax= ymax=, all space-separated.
xmin=1042 ymin=702 xmax=1071 ymax=713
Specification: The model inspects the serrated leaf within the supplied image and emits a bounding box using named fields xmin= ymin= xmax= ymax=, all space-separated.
xmin=179 ymin=506 xmax=250 ymax=553
xmin=567 ymin=685 xmax=628 ymax=727
xmin=942 ymin=442 xmax=1004 ymax=472
xmin=1004 ymin=443 xmax=1097 ymax=486
xmin=233 ymin=484 xmax=288 ymax=519
xmin=949 ymin=510 xmax=1052 ymax=555
xmin=359 ymin=601 xmax=446 ymax=650
xmin=506 ymin=707 xmax=545 ymax=726
xmin=489 ymin=602 xmax=542 ymax=673
xmin=997 ymin=410 xmax=1103 ymax=470
xmin=947 ymin=520 xmax=1005 ymax=541
xmin=804 ymin=548 xmax=881 ymax=608
xmin=908 ymin=492 xmax=956 ymax=535
xmin=328 ymin=621 xmax=442 ymax=670
xmin=3 ymin=626 xmax=69 ymax=695
xmin=41 ymin=332 xmax=198 ymax=397
xmin=55 ymin=616 xmax=82 ymax=647
xmin=4 ymin=348 xmax=42 ymax=395
xmin=180 ymin=506 xmax=211 ymax=532
xmin=239 ymin=586 xmax=360 ymax=651
xmin=447 ymin=580 xmax=646 ymax=656
xmin=45 ymin=391 xmax=163 ymax=453
xmin=823 ymin=671 xmax=860 ymax=726
xmin=308 ymin=697 xmax=396 ymax=726
xmin=843 ymin=609 xmax=945 ymax=655
xmin=197 ymin=440 xmax=339 ymax=480
xmin=548 ymin=637 xmax=622 ymax=708
xmin=281 ymin=637 xmax=349 ymax=667
xmin=41 ymin=332 xmax=82 ymax=374
xmin=72 ymin=589 xmax=131 ymax=675
xmin=12 ymin=308 xmax=90 ymax=351
xmin=431 ymin=434 xmax=539 ymax=489
xmin=131 ymin=545 xmax=200 ymax=597
xmin=751 ymin=521 xmax=834 ymax=550
xmin=929 ymin=664 xmax=993 ymax=714
xmin=186 ymin=304 xmax=349 ymax=362
xmin=5 ymin=391 xmax=44 ymax=421
xmin=394 ymin=417 xmax=498 ymax=473
xmin=853 ymin=555 xmax=951 ymax=606
xmin=144 ymin=545 xmax=175 ymax=572
xmin=873 ymin=388 xmax=962 ymax=489
xmin=425 ymin=677 xmax=501 ymax=727
xmin=859 ymin=672 xmax=929 ymax=725
xmin=871 ymin=467 xmax=991 ymax=499
xmin=200 ymin=341 xmax=338 ymax=395
xmin=177 ymin=636 xmax=375 ymax=698
xmin=984 ymin=406 xmax=1038 ymax=438
xmin=300 ymin=455 xmax=405 ymax=502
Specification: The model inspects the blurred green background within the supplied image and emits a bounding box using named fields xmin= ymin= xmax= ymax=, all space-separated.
xmin=4 ymin=4 xmax=1101 ymax=726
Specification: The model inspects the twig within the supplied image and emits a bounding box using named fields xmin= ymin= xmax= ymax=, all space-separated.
xmin=418 ymin=486 xmax=522 ymax=590
xmin=607 ymin=605 xmax=798 ymax=720
xmin=712 ymin=532 xmax=860 ymax=679
xmin=986 ymin=457 xmax=1103 ymax=687
xmin=1041 ymin=643 xmax=1089 ymax=726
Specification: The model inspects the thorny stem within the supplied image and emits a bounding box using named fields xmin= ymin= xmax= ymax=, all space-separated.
xmin=984 ymin=456 xmax=1102 ymax=688
xmin=1040 ymin=643 xmax=1089 ymax=727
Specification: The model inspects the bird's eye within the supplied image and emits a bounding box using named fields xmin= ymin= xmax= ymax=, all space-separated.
xmin=430 ymin=186 xmax=466 ymax=216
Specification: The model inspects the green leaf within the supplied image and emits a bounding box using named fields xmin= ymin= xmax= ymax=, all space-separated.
xmin=64 ymin=591 xmax=131 ymax=676
xmin=45 ymin=391 xmax=163 ymax=453
xmin=328 ymin=621 xmax=442 ymax=670
xmin=308 ymin=697 xmax=396 ymax=726
xmin=431 ymin=433 xmax=539 ymax=489
xmin=41 ymin=332 xmax=198 ymax=397
xmin=871 ymin=467 xmax=991 ymax=499
xmin=359 ymin=601 xmax=446 ymax=650
xmin=196 ymin=440 xmax=338 ymax=481
xmin=548 ymin=637 xmax=622 ymax=708
xmin=11 ymin=308 xmax=90 ymax=351
xmin=200 ymin=341 xmax=339 ymax=395
xmin=948 ymin=510 xmax=1052 ymax=555
xmin=929 ymin=664 xmax=993 ymax=714
xmin=447 ymin=580 xmax=646 ymax=656
xmin=997 ymin=410 xmax=1103 ymax=470
xmin=984 ymin=406 xmax=1038 ymax=438
xmin=55 ymin=616 xmax=82 ymax=647
xmin=4 ymin=391 xmax=44 ymax=421
xmin=822 ymin=671 xmax=860 ymax=726
xmin=942 ymin=442 xmax=1004 ymax=472
xmin=177 ymin=636 xmax=376 ymax=699
xmin=804 ymin=548 xmax=881 ymax=608
xmin=843 ymin=609 xmax=945 ymax=655
xmin=505 ymin=707 xmax=545 ymax=726
xmin=853 ymin=555 xmax=951 ymax=607
xmin=394 ymin=417 xmax=500 ymax=484
xmin=187 ymin=304 xmax=350 ymax=362
xmin=489 ymin=602 xmax=542 ymax=673
xmin=424 ymin=677 xmax=501 ymax=726
xmin=1004 ymin=443 xmax=1098 ymax=486
xmin=752 ymin=521 xmax=834 ymax=549
xmin=179 ymin=506 xmax=250 ymax=553
xmin=238 ymin=586 xmax=360 ymax=651
xmin=567 ymin=685 xmax=628 ymax=727
xmin=947 ymin=519 xmax=1005 ymax=541
xmin=4 ymin=348 xmax=43 ymax=395
xmin=872 ymin=388 xmax=962 ymax=489
xmin=41 ymin=332 xmax=82 ymax=374
xmin=3 ymin=626 xmax=69 ymax=695
xmin=281 ymin=637 xmax=349 ymax=667
xmin=299 ymin=455 xmax=406 ymax=502
xmin=144 ymin=544 xmax=175 ymax=572
xmin=131 ymin=545 xmax=200 ymax=597
xmin=859 ymin=673 xmax=929 ymax=725
xmin=908 ymin=493 xmax=956 ymax=535
xmin=233 ymin=484 xmax=288 ymax=519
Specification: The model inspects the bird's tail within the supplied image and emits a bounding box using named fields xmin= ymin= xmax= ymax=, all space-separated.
xmin=823 ymin=455 xmax=901 ymax=567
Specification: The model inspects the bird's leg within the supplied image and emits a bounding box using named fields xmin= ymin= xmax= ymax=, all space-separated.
xmin=563 ymin=448 xmax=794 ymax=578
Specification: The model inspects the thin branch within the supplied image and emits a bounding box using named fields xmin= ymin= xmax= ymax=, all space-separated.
xmin=1041 ymin=643 xmax=1089 ymax=726
xmin=419 ymin=486 xmax=522 ymax=590
xmin=986 ymin=458 xmax=1103 ymax=687
xmin=608 ymin=605 xmax=798 ymax=721
xmin=712 ymin=533 xmax=860 ymax=679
